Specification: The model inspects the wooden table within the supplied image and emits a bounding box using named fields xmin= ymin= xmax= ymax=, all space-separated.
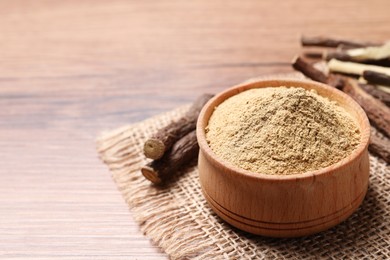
xmin=1 ymin=1 xmax=388 ymax=259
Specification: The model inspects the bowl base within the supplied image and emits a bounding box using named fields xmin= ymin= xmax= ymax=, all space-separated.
xmin=201 ymin=185 xmax=368 ymax=238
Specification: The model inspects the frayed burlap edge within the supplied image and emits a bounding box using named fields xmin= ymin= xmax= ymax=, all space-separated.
xmin=97 ymin=74 xmax=390 ymax=260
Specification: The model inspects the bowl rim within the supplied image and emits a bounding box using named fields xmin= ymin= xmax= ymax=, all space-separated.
xmin=196 ymin=78 xmax=371 ymax=183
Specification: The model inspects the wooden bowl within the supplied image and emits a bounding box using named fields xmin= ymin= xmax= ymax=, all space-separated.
xmin=196 ymin=79 xmax=370 ymax=237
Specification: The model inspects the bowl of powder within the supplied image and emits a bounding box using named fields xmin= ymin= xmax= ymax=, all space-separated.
xmin=196 ymin=79 xmax=370 ymax=237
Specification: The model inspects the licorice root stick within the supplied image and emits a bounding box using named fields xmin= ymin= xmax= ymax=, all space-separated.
xmin=292 ymin=55 xmax=328 ymax=83
xmin=292 ymin=56 xmax=344 ymax=88
xmin=143 ymin=93 xmax=213 ymax=160
xmin=343 ymin=79 xmax=390 ymax=139
xmin=359 ymin=83 xmax=390 ymax=106
xmin=301 ymin=35 xmax=380 ymax=48
xmin=369 ymin=134 xmax=390 ymax=163
xmin=141 ymin=130 xmax=198 ymax=184
xmin=363 ymin=70 xmax=390 ymax=87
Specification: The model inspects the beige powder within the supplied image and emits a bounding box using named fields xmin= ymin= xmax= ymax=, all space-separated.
xmin=206 ymin=87 xmax=360 ymax=175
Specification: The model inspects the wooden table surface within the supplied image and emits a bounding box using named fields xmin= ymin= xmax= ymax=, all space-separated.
xmin=1 ymin=1 xmax=389 ymax=259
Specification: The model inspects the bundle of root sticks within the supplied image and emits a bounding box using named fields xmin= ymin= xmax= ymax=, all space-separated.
xmin=141 ymin=94 xmax=213 ymax=184
xmin=293 ymin=36 xmax=390 ymax=165
xmin=141 ymin=35 xmax=390 ymax=185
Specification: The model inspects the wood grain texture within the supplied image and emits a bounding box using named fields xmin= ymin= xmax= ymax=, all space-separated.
xmin=0 ymin=0 xmax=389 ymax=258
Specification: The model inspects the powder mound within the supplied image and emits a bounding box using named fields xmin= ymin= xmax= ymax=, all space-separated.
xmin=206 ymin=87 xmax=361 ymax=175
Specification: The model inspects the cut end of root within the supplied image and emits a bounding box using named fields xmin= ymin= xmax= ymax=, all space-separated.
xmin=291 ymin=55 xmax=300 ymax=65
xmin=144 ymin=139 xmax=165 ymax=160
xmin=141 ymin=166 xmax=162 ymax=184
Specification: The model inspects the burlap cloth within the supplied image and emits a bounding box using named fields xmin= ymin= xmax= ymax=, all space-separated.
xmin=97 ymin=74 xmax=390 ymax=259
